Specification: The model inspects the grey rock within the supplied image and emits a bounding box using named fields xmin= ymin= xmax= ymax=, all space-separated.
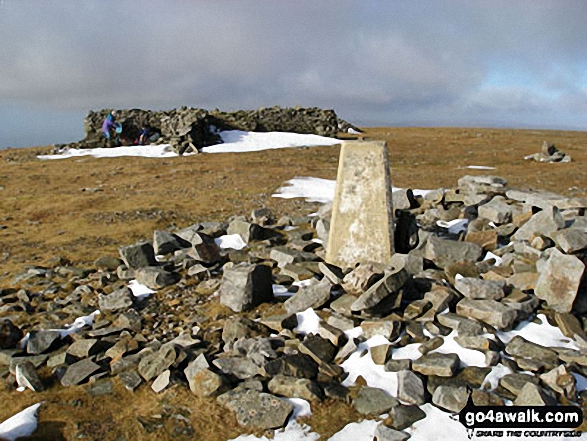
xmin=397 ymin=370 xmax=426 ymax=405
xmin=47 ymin=351 xmax=77 ymax=368
xmin=187 ymin=233 xmax=222 ymax=264
xmin=227 ymin=218 xmax=265 ymax=244
xmin=0 ymin=319 xmax=24 ymax=349
xmin=135 ymin=266 xmax=180 ymax=289
xmin=384 ymin=359 xmax=412 ymax=372
xmin=498 ymin=373 xmax=540 ymax=396
xmin=353 ymin=386 xmax=399 ymax=415
xmin=540 ymin=365 xmax=577 ymax=399
xmin=60 ymin=358 xmax=101 ymax=386
xmin=361 ymin=320 xmax=401 ymax=340
xmin=550 ymin=229 xmax=587 ymax=254
xmin=512 ymin=207 xmax=564 ymax=242
xmin=505 ymin=336 xmax=559 ymax=371
xmin=119 ymin=370 xmax=143 ymax=391
xmin=370 ymin=344 xmax=391 ymax=365
xmin=119 ymin=241 xmax=157 ymax=269
xmin=222 ymin=317 xmax=272 ymax=345
xmin=268 ymin=375 xmax=324 ymax=401
xmin=264 ymin=354 xmax=319 ymax=379
xmin=151 ymin=369 xmax=171 ymax=393
xmin=26 ymin=330 xmax=61 ymax=355
xmin=412 ymin=353 xmax=460 ymax=377
xmin=432 ymin=385 xmax=468 ymax=412
xmin=187 ymin=367 xmax=229 ymax=397
xmin=388 ymin=405 xmax=426 ymax=430
xmin=341 ymin=263 xmax=383 ymax=295
xmin=317 ymin=322 xmax=348 ymax=347
xmin=153 ymin=230 xmax=190 ymax=255
xmin=389 ymin=253 xmax=424 ymax=276
xmin=478 ymin=196 xmax=512 ymax=224
xmin=138 ymin=345 xmax=176 ymax=381
xmin=94 ymin=255 xmax=124 ymax=270
xmin=284 ymin=277 xmax=332 ymax=314
xmin=458 ymin=175 xmax=507 ymax=193
xmin=329 ymin=294 xmax=357 ymax=316
xmin=67 ymin=339 xmax=99 ymax=358
xmin=15 ymin=361 xmax=44 ymax=391
xmin=334 ymin=338 xmax=359 ymax=364
xmin=534 ymin=251 xmax=585 ymax=313
xmin=98 ymin=288 xmax=133 ymax=312
xmin=456 ymin=298 xmax=517 ymax=330
xmin=300 ymin=335 xmax=337 ymax=363
xmin=113 ymin=309 xmax=142 ymax=332
xmin=454 ymin=277 xmax=504 ymax=301
xmin=218 ymin=389 xmax=293 ymax=429
xmin=423 ymin=236 xmax=483 ymax=268
xmin=351 ymin=268 xmax=408 ymax=312
xmin=318 ymin=262 xmax=344 ymax=284
xmin=85 ymin=379 xmax=114 ymax=397
xmin=374 ymin=424 xmax=411 ymax=441
xmin=213 ymin=357 xmax=260 ymax=379
xmin=219 ymin=263 xmax=273 ymax=312
xmin=513 ymin=382 xmax=557 ymax=406
xmin=261 ymin=313 xmax=298 ymax=333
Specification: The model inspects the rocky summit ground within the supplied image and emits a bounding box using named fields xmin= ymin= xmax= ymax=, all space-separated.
xmin=0 ymin=126 xmax=587 ymax=441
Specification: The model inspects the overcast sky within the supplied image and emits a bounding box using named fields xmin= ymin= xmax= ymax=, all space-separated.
xmin=1 ymin=0 xmax=586 ymax=148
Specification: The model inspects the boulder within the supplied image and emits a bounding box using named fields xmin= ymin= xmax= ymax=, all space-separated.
xmin=219 ymin=263 xmax=273 ymax=312
xmin=534 ymin=251 xmax=585 ymax=313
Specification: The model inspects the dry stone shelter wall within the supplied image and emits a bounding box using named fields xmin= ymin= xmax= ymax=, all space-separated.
xmin=61 ymin=106 xmax=356 ymax=155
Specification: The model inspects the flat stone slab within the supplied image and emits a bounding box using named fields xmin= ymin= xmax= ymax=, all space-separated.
xmin=326 ymin=141 xmax=395 ymax=269
xmin=534 ymin=251 xmax=585 ymax=313
xmin=61 ymin=358 xmax=101 ymax=386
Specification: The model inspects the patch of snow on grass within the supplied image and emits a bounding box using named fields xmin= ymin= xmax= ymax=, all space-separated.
xmin=466 ymin=165 xmax=496 ymax=170
xmin=273 ymin=177 xmax=336 ymax=203
xmin=202 ymin=130 xmax=341 ymax=153
xmin=273 ymin=176 xmax=433 ymax=204
xmin=0 ymin=403 xmax=41 ymax=441
xmin=38 ymin=144 xmax=179 ymax=159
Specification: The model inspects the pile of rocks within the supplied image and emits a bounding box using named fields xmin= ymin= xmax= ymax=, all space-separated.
xmin=525 ymin=141 xmax=572 ymax=163
xmin=1 ymin=175 xmax=587 ymax=437
xmin=58 ymin=106 xmax=354 ymax=155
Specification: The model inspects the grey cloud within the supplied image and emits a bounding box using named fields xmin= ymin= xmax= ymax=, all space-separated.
xmin=0 ymin=0 xmax=586 ymax=147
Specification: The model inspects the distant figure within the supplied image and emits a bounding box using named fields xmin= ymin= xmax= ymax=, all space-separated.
xmin=102 ymin=110 xmax=119 ymax=146
xmin=137 ymin=124 xmax=152 ymax=145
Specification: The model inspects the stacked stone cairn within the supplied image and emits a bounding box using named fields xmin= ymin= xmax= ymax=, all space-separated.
xmin=524 ymin=141 xmax=572 ymax=163
xmin=1 ymin=175 xmax=587 ymax=438
xmin=56 ymin=106 xmax=354 ymax=155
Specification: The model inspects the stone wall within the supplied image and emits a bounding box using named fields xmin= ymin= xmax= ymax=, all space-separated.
xmin=61 ymin=106 xmax=355 ymax=155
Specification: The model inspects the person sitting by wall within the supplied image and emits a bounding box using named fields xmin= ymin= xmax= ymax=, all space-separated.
xmin=137 ymin=124 xmax=152 ymax=145
xmin=102 ymin=110 xmax=120 ymax=147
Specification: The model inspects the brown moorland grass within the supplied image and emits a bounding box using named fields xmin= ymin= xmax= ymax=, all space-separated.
xmin=0 ymin=126 xmax=586 ymax=440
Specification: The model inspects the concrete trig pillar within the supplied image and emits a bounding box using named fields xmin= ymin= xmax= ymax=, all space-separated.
xmin=325 ymin=140 xmax=395 ymax=269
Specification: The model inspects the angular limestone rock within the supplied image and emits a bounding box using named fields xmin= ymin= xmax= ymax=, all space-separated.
xmin=219 ymin=263 xmax=273 ymax=312
xmin=534 ymin=252 xmax=585 ymax=313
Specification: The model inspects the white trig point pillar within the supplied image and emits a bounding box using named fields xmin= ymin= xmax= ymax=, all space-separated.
xmin=325 ymin=140 xmax=395 ymax=269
